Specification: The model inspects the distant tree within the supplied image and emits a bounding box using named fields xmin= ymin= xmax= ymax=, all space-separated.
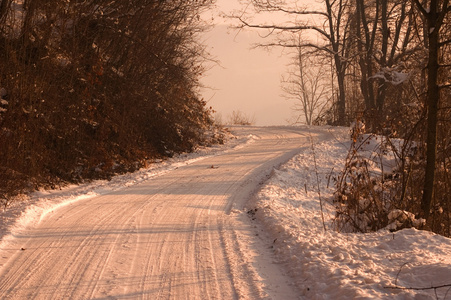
xmin=213 ymin=112 xmax=224 ymax=126
xmin=227 ymin=110 xmax=255 ymax=126
xmin=237 ymin=0 xmax=353 ymax=125
xmin=281 ymin=36 xmax=331 ymax=125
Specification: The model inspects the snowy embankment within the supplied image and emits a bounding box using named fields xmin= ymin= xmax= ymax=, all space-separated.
xmin=248 ymin=126 xmax=451 ymax=299
xmin=0 ymin=131 xmax=255 ymax=248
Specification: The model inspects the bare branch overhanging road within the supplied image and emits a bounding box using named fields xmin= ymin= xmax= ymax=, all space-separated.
xmin=0 ymin=126 xmax=327 ymax=299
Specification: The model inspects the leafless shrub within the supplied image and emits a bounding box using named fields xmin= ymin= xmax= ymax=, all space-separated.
xmin=227 ymin=110 xmax=255 ymax=126
xmin=333 ymin=122 xmax=428 ymax=233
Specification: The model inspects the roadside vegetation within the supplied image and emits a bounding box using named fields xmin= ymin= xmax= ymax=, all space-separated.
xmin=239 ymin=0 xmax=451 ymax=237
xmin=214 ymin=110 xmax=256 ymax=126
xmin=0 ymin=0 xmax=216 ymax=207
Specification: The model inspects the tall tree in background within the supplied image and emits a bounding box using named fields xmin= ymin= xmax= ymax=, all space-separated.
xmin=281 ymin=35 xmax=331 ymax=125
xmin=238 ymin=0 xmax=352 ymax=125
xmin=412 ymin=0 xmax=451 ymax=219
xmin=352 ymin=0 xmax=421 ymax=130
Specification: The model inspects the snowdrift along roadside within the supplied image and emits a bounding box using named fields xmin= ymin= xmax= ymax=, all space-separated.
xmin=0 ymin=131 xmax=255 ymax=249
xmin=248 ymin=126 xmax=451 ymax=299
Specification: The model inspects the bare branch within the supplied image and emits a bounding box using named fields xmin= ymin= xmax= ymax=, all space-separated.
xmin=254 ymin=3 xmax=330 ymax=17
xmin=412 ymin=0 xmax=428 ymax=16
xmin=385 ymin=283 xmax=451 ymax=291
xmin=238 ymin=17 xmax=331 ymax=40
xmin=258 ymin=41 xmax=335 ymax=56
xmin=439 ymin=38 xmax=451 ymax=47
xmin=437 ymin=0 xmax=451 ymax=27
xmin=247 ymin=0 xmax=329 ymax=17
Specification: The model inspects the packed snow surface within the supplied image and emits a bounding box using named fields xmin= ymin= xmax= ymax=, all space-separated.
xmin=0 ymin=126 xmax=450 ymax=299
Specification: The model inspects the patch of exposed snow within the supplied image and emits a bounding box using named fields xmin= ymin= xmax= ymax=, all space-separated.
xmin=370 ymin=68 xmax=410 ymax=86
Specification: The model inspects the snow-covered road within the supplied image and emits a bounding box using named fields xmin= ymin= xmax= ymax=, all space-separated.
xmin=0 ymin=126 xmax=320 ymax=299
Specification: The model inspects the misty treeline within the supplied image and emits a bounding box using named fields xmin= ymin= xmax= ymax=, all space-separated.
xmin=0 ymin=0 xmax=218 ymax=206
xmin=240 ymin=0 xmax=451 ymax=236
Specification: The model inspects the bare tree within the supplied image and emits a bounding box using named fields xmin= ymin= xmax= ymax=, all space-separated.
xmin=281 ymin=36 xmax=331 ymax=125
xmin=227 ymin=110 xmax=255 ymax=126
xmin=350 ymin=0 xmax=422 ymax=130
xmin=237 ymin=0 xmax=353 ymax=125
xmin=412 ymin=0 xmax=451 ymax=220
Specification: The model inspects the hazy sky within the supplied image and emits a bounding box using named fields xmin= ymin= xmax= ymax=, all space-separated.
xmin=200 ymin=0 xmax=294 ymax=126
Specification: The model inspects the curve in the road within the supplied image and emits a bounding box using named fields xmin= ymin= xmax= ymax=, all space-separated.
xmin=0 ymin=126 xmax=318 ymax=299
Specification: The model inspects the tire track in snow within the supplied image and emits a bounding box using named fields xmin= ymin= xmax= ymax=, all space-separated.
xmin=0 ymin=126 xmax=312 ymax=299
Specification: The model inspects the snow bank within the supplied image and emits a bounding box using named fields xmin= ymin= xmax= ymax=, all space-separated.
xmin=0 ymin=130 xmax=253 ymax=248
xmin=249 ymin=126 xmax=451 ymax=299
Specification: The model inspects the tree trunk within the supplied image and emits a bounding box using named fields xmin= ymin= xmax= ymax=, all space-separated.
xmin=326 ymin=0 xmax=347 ymax=126
xmin=0 ymin=0 xmax=11 ymax=23
xmin=336 ymin=67 xmax=346 ymax=125
xmin=421 ymin=1 xmax=440 ymax=220
xmin=376 ymin=0 xmax=388 ymax=113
